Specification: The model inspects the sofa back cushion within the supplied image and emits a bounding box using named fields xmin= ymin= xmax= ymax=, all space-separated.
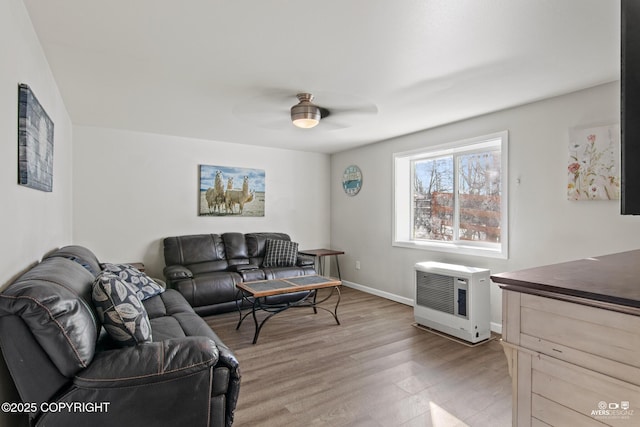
xmin=164 ymin=234 xmax=229 ymax=272
xmin=222 ymin=232 xmax=250 ymax=267
xmin=0 ymin=257 xmax=100 ymax=378
xmin=44 ymin=245 xmax=102 ymax=276
xmin=246 ymin=232 xmax=291 ymax=265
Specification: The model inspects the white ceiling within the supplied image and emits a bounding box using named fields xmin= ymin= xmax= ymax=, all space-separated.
xmin=23 ymin=0 xmax=620 ymax=154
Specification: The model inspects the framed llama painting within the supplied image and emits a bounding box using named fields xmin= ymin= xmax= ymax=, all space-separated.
xmin=199 ymin=165 xmax=265 ymax=216
xmin=18 ymin=83 xmax=54 ymax=192
xmin=567 ymin=124 xmax=620 ymax=201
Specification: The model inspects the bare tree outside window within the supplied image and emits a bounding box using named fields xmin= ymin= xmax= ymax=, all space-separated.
xmin=413 ymin=150 xmax=501 ymax=244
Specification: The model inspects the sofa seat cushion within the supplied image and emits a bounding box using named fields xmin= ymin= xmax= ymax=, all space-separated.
xmin=186 ymin=260 xmax=230 ymax=275
xmin=240 ymin=268 xmax=266 ymax=282
xmin=264 ymin=265 xmax=316 ymax=280
xmin=149 ymin=314 xmax=224 ymax=343
xmin=143 ymin=290 xmax=224 ymax=340
xmin=144 ymin=288 xmax=193 ymax=318
xmin=142 ymin=290 xmax=238 ymax=377
xmin=173 ymin=271 xmax=242 ymax=307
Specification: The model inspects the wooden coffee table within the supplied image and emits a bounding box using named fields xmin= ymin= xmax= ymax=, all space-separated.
xmin=235 ymin=275 xmax=342 ymax=344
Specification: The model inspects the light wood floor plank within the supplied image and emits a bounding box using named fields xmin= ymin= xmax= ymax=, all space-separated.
xmin=205 ymin=287 xmax=511 ymax=426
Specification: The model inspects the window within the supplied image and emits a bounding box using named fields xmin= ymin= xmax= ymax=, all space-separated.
xmin=393 ymin=131 xmax=508 ymax=258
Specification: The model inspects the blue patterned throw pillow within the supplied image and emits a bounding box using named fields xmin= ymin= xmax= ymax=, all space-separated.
xmin=92 ymin=271 xmax=152 ymax=346
xmin=263 ymin=239 xmax=298 ymax=267
xmin=101 ymin=263 xmax=164 ymax=301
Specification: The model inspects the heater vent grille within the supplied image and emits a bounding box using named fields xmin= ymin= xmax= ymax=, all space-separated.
xmin=416 ymin=272 xmax=454 ymax=314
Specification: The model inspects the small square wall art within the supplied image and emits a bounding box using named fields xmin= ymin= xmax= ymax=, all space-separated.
xmin=17 ymin=83 xmax=54 ymax=192
xmin=567 ymin=124 xmax=620 ymax=201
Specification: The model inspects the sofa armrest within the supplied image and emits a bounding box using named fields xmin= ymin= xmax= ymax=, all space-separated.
xmin=74 ymin=337 xmax=218 ymax=385
xmin=164 ymin=265 xmax=193 ymax=281
xmin=34 ymin=338 xmax=220 ymax=427
xmin=296 ymin=254 xmax=315 ymax=267
xmin=227 ymin=264 xmax=259 ymax=273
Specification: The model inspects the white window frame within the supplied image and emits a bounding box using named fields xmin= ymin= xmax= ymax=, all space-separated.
xmin=392 ymin=131 xmax=508 ymax=259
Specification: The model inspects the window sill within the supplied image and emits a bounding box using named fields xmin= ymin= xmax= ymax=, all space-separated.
xmin=392 ymin=239 xmax=507 ymax=259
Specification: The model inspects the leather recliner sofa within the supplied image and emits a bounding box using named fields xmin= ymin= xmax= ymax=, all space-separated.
xmin=0 ymin=245 xmax=240 ymax=427
xmin=163 ymin=232 xmax=316 ymax=316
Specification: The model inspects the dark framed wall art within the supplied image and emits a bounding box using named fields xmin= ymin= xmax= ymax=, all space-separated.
xmin=17 ymin=83 xmax=54 ymax=192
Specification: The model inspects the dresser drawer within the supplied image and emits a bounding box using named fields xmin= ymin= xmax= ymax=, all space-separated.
xmin=531 ymin=394 xmax=604 ymax=427
xmin=531 ymin=354 xmax=639 ymax=426
xmin=503 ymin=291 xmax=640 ymax=384
xmin=510 ymin=348 xmax=640 ymax=427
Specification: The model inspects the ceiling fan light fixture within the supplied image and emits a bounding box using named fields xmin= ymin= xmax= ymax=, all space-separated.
xmin=291 ymin=93 xmax=321 ymax=128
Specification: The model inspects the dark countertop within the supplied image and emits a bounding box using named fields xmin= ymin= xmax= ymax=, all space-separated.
xmin=491 ymin=250 xmax=640 ymax=316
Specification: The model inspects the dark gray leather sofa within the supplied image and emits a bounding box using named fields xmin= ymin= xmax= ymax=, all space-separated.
xmin=163 ymin=232 xmax=316 ymax=315
xmin=0 ymin=245 xmax=240 ymax=427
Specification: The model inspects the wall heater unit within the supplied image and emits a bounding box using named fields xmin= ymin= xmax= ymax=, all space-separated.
xmin=414 ymin=261 xmax=490 ymax=343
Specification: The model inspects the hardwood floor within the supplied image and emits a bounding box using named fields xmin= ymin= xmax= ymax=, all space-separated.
xmin=205 ymin=286 xmax=512 ymax=427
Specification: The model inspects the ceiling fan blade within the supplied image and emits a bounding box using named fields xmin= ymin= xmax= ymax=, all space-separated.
xmin=389 ymin=60 xmax=514 ymax=104
xmin=325 ymin=104 xmax=378 ymax=116
xmin=317 ymin=119 xmax=350 ymax=130
xmin=232 ymin=88 xmax=378 ymax=130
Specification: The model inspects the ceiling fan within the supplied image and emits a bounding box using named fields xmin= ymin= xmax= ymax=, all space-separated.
xmin=290 ymin=93 xmax=328 ymax=129
xmin=232 ymin=90 xmax=378 ymax=131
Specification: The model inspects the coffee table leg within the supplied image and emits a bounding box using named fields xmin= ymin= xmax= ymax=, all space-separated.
xmin=235 ymin=290 xmax=243 ymax=329
xmin=332 ymin=286 xmax=341 ymax=325
xmin=312 ymin=289 xmax=318 ymax=314
xmin=251 ymin=298 xmax=261 ymax=344
xmin=307 ymin=286 xmax=341 ymax=325
xmin=236 ymin=290 xmax=255 ymax=330
xmin=251 ymin=298 xmax=289 ymax=344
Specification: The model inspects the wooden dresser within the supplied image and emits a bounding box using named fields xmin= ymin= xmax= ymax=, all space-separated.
xmin=491 ymin=251 xmax=640 ymax=426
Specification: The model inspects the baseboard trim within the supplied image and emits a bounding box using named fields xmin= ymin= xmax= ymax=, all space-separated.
xmin=490 ymin=322 xmax=502 ymax=335
xmin=341 ymin=280 xmax=414 ymax=307
xmin=342 ymin=280 xmax=503 ymax=334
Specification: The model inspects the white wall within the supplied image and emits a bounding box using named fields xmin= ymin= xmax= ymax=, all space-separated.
xmin=0 ymin=1 xmax=73 ymax=425
xmin=331 ymin=82 xmax=639 ymax=331
xmin=72 ymin=126 xmax=331 ymax=279
xmin=0 ymin=0 xmax=73 ymax=287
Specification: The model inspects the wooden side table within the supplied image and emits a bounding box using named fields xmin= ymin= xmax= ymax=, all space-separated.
xmin=128 ymin=262 xmax=145 ymax=272
xmin=298 ymin=249 xmax=344 ymax=279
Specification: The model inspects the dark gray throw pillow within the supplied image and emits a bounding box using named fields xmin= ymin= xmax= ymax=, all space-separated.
xmin=92 ymin=271 xmax=152 ymax=346
xmin=263 ymin=239 xmax=298 ymax=267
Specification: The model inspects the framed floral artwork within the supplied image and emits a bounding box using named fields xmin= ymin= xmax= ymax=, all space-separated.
xmin=568 ymin=124 xmax=620 ymax=201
